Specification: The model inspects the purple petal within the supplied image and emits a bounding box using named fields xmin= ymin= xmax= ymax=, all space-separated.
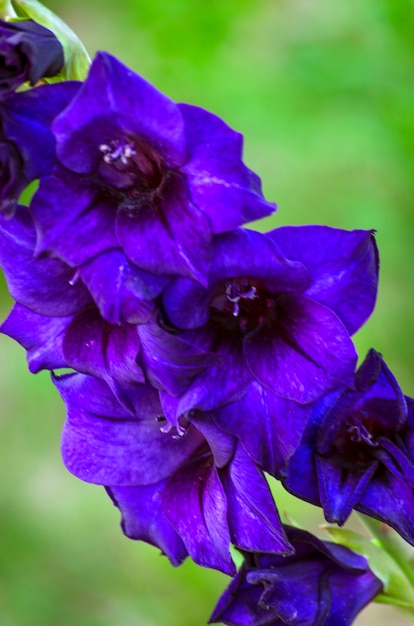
xmin=0 ymin=206 xmax=92 ymax=316
xmin=221 ymin=444 xmax=292 ymax=554
xmin=61 ymin=392 xmax=205 ymax=486
xmin=213 ymin=382 xmax=311 ymax=475
xmin=1 ymin=304 xmax=69 ymax=372
xmin=209 ymin=228 xmax=310 ymax=292
xmin=316 ymin=455 xmax=378 ymax=525
xmin=32 ymin=171 xmax=118 ymax=265
xmin=0 ymin=81 xmax=80 ymax=180
xmin=54 ymin=52 xmax=186 ymax=174
xmin=116 ymin=173 xmax=212 ymax=282
xmin=62 ymin=307 xmax=143 ymax=387
xmin=54 ymin=371 xmax=162 ymax=421
xmin=107 ymin=484 xmax=188 ymax=566
xmin=268 ymin=226 xmax=379 ymax=335
xmin=162 ymin=277 xmax=210 ymax=329
xmin=179 ymin=103 xmax=276 ymax=231
xmin=357 ymin=474 xmax=414 ymax=546
xmin=177 ymin=330 xmax=253 ymax=414
xmin=79 ymin=249 xmax=167 ymax=324
xmin=189 ymin=413 xmax=235 ymax=468
xmin=138 ymin=319 xmax=218 ymax=396
xmin=244 ymin=294 xmax=357 ymax=403
xmin=162 ymin=454 xmax=235 ymax=574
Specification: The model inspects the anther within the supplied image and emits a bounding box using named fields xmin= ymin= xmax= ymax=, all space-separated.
xmin=225 ymin=281 xmax=258 ymax=317
xmin=99 ymin=140 xmax=136 ymax=165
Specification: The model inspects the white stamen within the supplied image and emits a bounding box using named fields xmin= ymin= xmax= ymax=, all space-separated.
xmin=99 ymin=140 xmax=136 ymax=165
xmin=225 ymin=282 xmax=257 ymax=317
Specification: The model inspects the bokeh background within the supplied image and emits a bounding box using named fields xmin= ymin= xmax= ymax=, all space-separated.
xmin=1 ymin=0 xmax=414 ymax=624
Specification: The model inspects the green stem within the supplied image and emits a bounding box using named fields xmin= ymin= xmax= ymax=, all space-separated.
xmin=358 ymin=514 xmax=414 ymax=588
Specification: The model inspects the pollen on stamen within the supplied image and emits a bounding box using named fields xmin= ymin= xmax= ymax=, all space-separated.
xmin=68 ymin=270 xmax=80 ymax=286
xmin=99 ymin=140 xmax=136 ymax=165
xmin=225 ymin=281 xmax=258 ymax=317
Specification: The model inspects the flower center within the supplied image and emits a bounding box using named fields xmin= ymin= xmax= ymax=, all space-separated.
xmin=98 ymin=136 xmax=165 ymax=192
xmin=99 ymin=140 xmax=136 ymax=165
xmin=331 ymin=410 xmax=391 ymax=468
xmin=156 ymin=415 xmax=190 ymax=439
xmin=210 ymin=277 xmax=275 ymax=334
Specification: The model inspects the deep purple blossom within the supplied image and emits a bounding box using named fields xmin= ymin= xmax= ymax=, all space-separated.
xmin=29 ymin=52 xmax=275 ymax=283
xmin=0 ymin=205 xmax=170 ymax=401
xmin=282 ymin=349 xmax=414 ymax=545
xmin=140 ymin=226 xmax=378 ymax=412
xmin=55 ymin=372 xmax=292 ymax=574
xmin=0 ymin=19 xmax=63 ymax=95
xmin=0 ymin=81 xmax=79 ymax=212
xmin=210 ymin=526 xmax=383 ymax=626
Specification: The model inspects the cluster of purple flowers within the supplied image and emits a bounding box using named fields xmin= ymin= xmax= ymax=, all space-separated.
xmin=2 ymin=14 xmax=413 ymax=625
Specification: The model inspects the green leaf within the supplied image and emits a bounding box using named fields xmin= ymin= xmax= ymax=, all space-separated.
xmin=0 ymin=0 xmax=17 ymax=18
xmin=10 ymin=0 xmax=90 ymax=80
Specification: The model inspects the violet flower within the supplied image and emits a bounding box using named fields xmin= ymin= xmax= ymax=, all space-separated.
xmin=282 ymin=349 xmax=414 ymax=545
xmin=0 ymin=205 xmax=166 ymax=401
xmin=29 ymin=51 xmax=275 ymax=283
xmin=0 ymin=19 xmax=63 ymax=95
xmin=210 ymin=526 xmax=383 ymax=626
xmin=141 ymin=226 xmax=378 ymax=412
xmin=0 ymin=81 xmax=79 ymax=212
xmin=55 ymin=372 xmax=292 ymax=575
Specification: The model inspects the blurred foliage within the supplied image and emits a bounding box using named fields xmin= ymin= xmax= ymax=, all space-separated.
xmin=1 ymin=0 xmax=413 ymax=624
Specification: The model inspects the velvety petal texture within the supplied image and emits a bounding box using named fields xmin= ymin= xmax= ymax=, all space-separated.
xmin=282 ymin=349 xmax=414 ymax=545
xmin=157 ymin=226 xmax=375 ymax=411
xmin=0 ymin=81 xmax=80 ymax=212
xmin=0 ymin=40 xmax=387 ymax=612
xmin=54 ymin=372 xmax=290 ymax=574
xmin=27 ymin=51 xmax=273 ymax=285
xmin=210 ymin=526 xmax=383 ymax=626
xmin=268 ymin=226 xmax=379 ymax=335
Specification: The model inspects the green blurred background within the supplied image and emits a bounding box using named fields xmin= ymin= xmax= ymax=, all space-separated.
xmin=1 ymin=0 xmax=414 ymax=624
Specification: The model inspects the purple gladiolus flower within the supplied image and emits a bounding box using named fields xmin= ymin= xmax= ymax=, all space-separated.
xmin=55 ymin=372 xmax=292 ymax=575
xmin=0 ymin=205 xmax=169 ymax=399
xmin=30 ymin=52 xmax=275 ymax=282
xmin=282 ymin=349 xmax=414 ymax=545
xmin=0 ymin=81 xmax=80 ymax=213
xmin=0 ymin=19 xmax=64 ymax=95
xmin=142 ymin=226 xmax=378 ymax=413
xmin=210 ymin=526 xmax=383 ymax=625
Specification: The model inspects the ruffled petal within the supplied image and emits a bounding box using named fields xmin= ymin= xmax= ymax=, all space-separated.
xmin=209 ymin=228 xmax=309 ymax=292
xmin=268 ymin=226 xmax=379 ymax=335
xmin=179 ymin=103 xmax=275 ymax=231
xmin=60 ymin=382 xmax=205 ymax=486
xmin=54 ymin=52 xmax=186 ymax=173
xmin=1 ymin=303 xmax=68 ymax=372
xmin=220 ymin=444 xmax=292 ymax=554
xmin=79 ymin=249 xmax=167 ymax=324
xmin=0 ymin=206 xmax=92 ymax=316
xmin=62 ymin=307 xmax=143 ymax=387
xmin=162 ymin=453 xmax=235 ymax=575
xmin=107 ymin=484 xmax=188 ymax=566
